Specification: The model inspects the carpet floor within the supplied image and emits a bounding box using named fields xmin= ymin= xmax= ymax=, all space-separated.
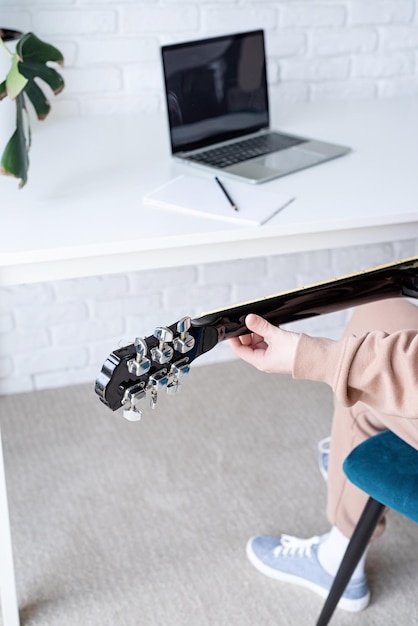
xmin=0 ymin=359 xmax=417 ymax=625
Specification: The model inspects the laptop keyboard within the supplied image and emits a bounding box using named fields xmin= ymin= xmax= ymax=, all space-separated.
xmin=186 ymin=132 xmax=305 ymax=168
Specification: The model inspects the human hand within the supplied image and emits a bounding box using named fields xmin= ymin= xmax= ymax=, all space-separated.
xmin=229 ymin=313 xmax=301 ymax=374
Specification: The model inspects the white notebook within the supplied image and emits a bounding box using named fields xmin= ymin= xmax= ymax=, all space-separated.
xmin=143 ymin=174 xmax=294 ymax=226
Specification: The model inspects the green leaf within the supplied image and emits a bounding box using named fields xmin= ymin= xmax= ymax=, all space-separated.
xmin=5 ymin=53 xmax=28 ymax=98
xmin=1 ymin=114 xmax=29 ymax=187
xmin=16 ymin=32 xmax=64 ymax=66
xmin=0 ymin=32 xmax=64 ymax=187
xmin=18 ymin=61 xmax=64 ymax=95
xmin=23 ymin=79 xmax=51 ymax=119
xmin=22 ymin=96 xmax=32 ymax=151
xmin=0 ymin=93 xmax=30 ymax=187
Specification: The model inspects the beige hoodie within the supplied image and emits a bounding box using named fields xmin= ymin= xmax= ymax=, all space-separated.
xmin=293 ymin=330 xmax=418 ymax=420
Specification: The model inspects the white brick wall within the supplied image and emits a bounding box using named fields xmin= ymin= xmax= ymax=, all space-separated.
xmin=3 ymin=0 xmax=418 ymax=116
xmin=2 ymin=2 xmax=418 ymax=395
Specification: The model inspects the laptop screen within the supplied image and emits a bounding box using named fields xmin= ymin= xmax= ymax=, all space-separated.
xmin=161 ymin=30 xmax=270 ymax=154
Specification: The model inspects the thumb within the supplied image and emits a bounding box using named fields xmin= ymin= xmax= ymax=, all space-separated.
xmin=245 ymin=313 xmax=278 ymax=338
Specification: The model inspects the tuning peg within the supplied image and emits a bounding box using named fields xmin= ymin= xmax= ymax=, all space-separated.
xmin=149 ymin=370 xmax=170 ymax=408
xmin=123 ymin=406 xmax=142 ymax=421
xmin=167 ymin=358 xmax=190 ymax=394
xmin=173 ymin=317 xmax=195 ymax=354
xmin=151 ymin=327 xmax=174 ymax=364
xmin=121 ymin=382 xmax=146 ymax=421
xmin=127 ymin=337 xmax=151 ymax=376
xmin=171 ymin=358 xmax=190 ymax=378
xmin=135 ymin=337 xmax=148 ymax=356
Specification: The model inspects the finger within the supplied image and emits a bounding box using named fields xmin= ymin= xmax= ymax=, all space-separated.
xmin=229 ymin=336 xmax=250 ymax=353
xmin=239 ymin=333 xmax=254 ymax=346
xmin=245 ymin=313 xmax=278 ymax=340
xmin=229 ymin=338 xmax=254 ymax=360
xmin=229 ymin=334 xmax=251 ymax=349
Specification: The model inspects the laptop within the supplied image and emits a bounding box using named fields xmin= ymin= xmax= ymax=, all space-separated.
xmin=161 ymin=30 xmax=350 ymax=184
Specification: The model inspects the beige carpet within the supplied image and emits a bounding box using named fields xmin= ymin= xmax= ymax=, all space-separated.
xmin=0 ymin=359 xmax=417 ymax=625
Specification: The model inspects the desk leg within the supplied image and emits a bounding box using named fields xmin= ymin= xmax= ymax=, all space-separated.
xmin=0 ymin=425 xmax=20 ymax=626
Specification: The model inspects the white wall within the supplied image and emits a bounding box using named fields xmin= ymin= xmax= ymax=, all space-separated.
xmin=1 ymin=2 xmax=418 ymax=395
xmin=2 ymin=0 xmax=418 ymax=119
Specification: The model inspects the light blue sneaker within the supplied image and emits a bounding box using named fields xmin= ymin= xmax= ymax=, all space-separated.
xmin=318 ymin=436 xmax=331 ymax=481
xmin=246 ymin=534 xmax=370 ymax=612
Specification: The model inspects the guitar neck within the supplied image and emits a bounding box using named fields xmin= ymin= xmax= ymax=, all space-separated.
xmin=95 ymin=255 xmax=418 ymax=414
xmin=190 ymin=256 xmax=418 ymax=357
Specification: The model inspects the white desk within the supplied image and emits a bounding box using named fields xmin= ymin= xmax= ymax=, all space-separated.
xmin=1 ymin=96 xmax=418 ymax=287
xmin=0 ymin=97 xmax=418 ymax=626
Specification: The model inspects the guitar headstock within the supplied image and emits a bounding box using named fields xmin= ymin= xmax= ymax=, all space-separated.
xmin=94 ymin=316 xmax=218 ymax=421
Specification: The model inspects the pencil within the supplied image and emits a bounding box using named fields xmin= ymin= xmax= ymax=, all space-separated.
xmin=214 ymin=176 xmax=238 ymax=211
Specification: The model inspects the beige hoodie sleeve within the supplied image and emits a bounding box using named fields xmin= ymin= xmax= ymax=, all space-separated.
xmin=292 ymin=330 xmax=418 ymax=419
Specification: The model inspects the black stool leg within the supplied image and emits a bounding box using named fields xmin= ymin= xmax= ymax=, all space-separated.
xmin=315 ymin=497 xmax=385 ymax=626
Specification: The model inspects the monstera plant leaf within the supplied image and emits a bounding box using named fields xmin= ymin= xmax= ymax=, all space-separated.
xmin=0 ymin=32 xmax=64 ymax=187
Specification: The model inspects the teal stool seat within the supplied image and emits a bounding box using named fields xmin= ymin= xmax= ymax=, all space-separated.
xmin=343 ymin=430 xmax=418 ymax=523
xmin=316 ymin=430 xmax=418 ymax=625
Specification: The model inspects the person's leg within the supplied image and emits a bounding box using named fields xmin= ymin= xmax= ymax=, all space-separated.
xmin=247 ymin=298 xmax=418 ymax=610
xmin=327 ymin=298 xmax=418 ymax=539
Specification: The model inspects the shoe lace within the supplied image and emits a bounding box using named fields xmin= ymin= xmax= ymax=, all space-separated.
xmin=273 ymin=534 xmax=321 ymax=558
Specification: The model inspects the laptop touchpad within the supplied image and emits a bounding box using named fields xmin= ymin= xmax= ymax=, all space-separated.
xmin=260 ymin=148 xmax=323 ymax=172
xmin=227 ymin=147 xmax=325 ymax=183
xmin=227 ymin=161 xmax=281 ymax=182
